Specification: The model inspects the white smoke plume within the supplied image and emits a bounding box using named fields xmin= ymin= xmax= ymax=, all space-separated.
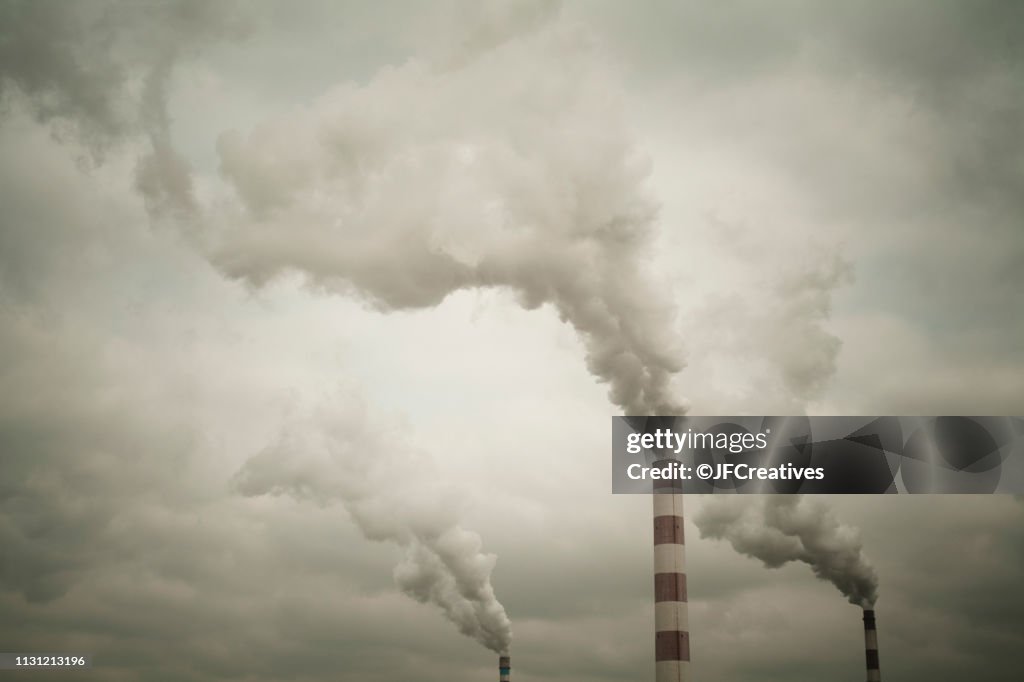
xmin=232 ymin=395 xmax=512 ymax=654
xmin=3 ymin=1 xmax=686 ymax=416
xmin=3 ymin=0 xmax=686 ymax=654
xmin=695 ymin=495 xmax=878 ymax=607
xmin=2 ymin=1 xmax=517 ymax=652
xmin=200 ymin=0 xmax=685 ymax=415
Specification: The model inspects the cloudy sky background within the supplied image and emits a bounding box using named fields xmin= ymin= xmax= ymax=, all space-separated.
xmin=2 ymin=1 xmax=1023 ymax=680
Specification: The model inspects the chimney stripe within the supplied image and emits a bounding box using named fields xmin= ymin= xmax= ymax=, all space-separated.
xmin=655 ymin=630 xmax=691 ymax=661
xmin=654 ymin=516 xmax=685 ymax=545
xmin=654 ymin=544 xmax=686 ymax=574
xmin=656 ymin=661 xmax=689 ymax=681
xmin=654 ymin=572 xmax=688 ymax=602
xmin=655 ymin=602 xmax=690 ymax=631
xmin=653 ymin=492 xmax=682 ymax=516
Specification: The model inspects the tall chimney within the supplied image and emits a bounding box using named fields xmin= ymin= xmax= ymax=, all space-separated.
xmin=863 ymin=609 xmax=880 ymax=682
xmin=499 ymin=655 xmax=509 ymax=682
xmin=654 ymin=467 xmax=689 ymax=681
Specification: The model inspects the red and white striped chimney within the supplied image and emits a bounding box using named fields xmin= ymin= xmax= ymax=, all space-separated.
xmin=863 ymin=609 xmax=880 ymax=682
xmin=653 ymin=468 xmax=689 ymax=682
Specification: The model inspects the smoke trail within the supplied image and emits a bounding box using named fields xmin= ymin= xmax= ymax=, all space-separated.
xmin=201 ymin=5 xmax=681 ymax=652
xmin=2 ymin=0 xmax=683 ymax=651
xmin=232 ymin=396 xmax=512 ymax=653
xmin=695 ymin=495 xmax=878 ymax=607
xmin=201 ymin=0 xmax=684 ymax=415
xmin=3 ymin=1 xmax=686 ymax=416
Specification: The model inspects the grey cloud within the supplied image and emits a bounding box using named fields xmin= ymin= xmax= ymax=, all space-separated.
xmin=0 ymin=1 xmax=251 ymax=142
xmin=1 ymin=0 xmax=252 ymax=230
xmin=0 ymin=1 xmax=125 ymax=140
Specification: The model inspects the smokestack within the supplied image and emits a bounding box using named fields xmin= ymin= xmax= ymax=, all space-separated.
xmin=863 ymin=609 xmax=880 ymax=682
xmin=499 ymin=655 xmax=510 ymax=682
xmin=654 ymin=461 xmax=689 ymax=682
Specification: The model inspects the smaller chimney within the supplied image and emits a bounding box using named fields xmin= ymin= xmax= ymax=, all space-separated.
xmin=863 ymin=609 xmax=880 ymax=682
xmin=499 ymin=655 xmax=510 ymax=682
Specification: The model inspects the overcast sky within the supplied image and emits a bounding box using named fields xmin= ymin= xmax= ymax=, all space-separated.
xmin=1 ymin=1 xmax=1023 ymax=681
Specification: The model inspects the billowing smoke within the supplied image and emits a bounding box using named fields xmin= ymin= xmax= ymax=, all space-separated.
xmin=3 ymin=1 xmax=686 ymax=414
xmin=2 ymin=0 xmax=686 ymax=653
xmin=695 ymin=495 xmax=878 ymax=607
xmin=199 ymin=0 xmax=685 ymax=415
xmin=232 ymin=396 xmax=512 ymax=653
xmin=202 ymin=4 xmax=684 ymax=655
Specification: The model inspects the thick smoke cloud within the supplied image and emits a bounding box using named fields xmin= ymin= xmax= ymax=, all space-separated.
xmin=696 ymin=495 xmax=879 ymax=608
xmin=232 ymin=396 xmax=512 ymax=653
xmin=3 ymin=0 xmax=687 ymax=415
xmin=2 ymin=0 xmax=530 ymax=653
xmin=202 ymin=2 xmax=685 ymax=415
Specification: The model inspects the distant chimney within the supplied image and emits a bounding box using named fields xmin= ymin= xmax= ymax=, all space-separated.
xmin=863 ymin=609 xmax=880 ymax=682
xmin=499 ymin=655 xmax=509 ymax=682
